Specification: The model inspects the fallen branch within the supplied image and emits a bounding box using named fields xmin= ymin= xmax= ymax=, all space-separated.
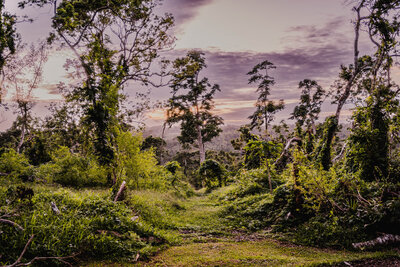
xmin=13 ymin=254 xmax=77 ymax=267
xmin=5 ymin=234 xmax=35 ymax=267
xmin=3 ymin=234 xmax=78 ymax=267
xmin=352 ymin=233 xmax=400 ymax=250
xmin=114 ymin=181 xmax=126 ymax=202
xmin=0 ymin=219 xmax=24 ymax=231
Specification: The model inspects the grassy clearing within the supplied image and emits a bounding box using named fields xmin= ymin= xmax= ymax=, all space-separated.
xmin=127 ymin=188 xmax=397 ymax=266
xmin=141 ymin=240 xmax=398 ymax=267
xmin=133 ymin=190 xmax=398 ymax=266
xmin=4 ymin=182 xmax=397 ymax=266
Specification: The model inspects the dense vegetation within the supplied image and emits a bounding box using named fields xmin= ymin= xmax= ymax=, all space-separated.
xmin=0 ymin=0 xmax=399 ymax=266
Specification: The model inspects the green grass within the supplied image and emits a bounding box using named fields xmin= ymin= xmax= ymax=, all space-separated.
xmin=3 ymin=181 xmax=398 ymax=266
xmin=141 ymin=240 xmax=398 ymax=266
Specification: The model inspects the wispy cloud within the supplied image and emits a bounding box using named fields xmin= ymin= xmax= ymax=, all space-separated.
xmin=158 ymin=16 xmax=355 ymax=125
xmin=161 ymin=0 xmax=214 ymax=25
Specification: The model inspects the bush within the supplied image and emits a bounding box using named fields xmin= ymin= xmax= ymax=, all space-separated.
xmin=164 ymin=161 xmax=181 ymax=175
xmin=0 ymin=186 xmax=175 ymax=265
xmin=199 ymin=159 xmax=226 ymax=189
xmin=51 ymin=147 xmax=108 ymax=187
xmin=0 ymin=149 xmax=33 ymax=181
xmin=114 ymin=131 xmax=168 ymax=190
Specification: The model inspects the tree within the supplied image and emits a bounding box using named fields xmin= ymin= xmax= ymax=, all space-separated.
xmin=0 ymin=0 xmax=18 ymax=121
xmin=247 ymin=60 xmax=284 ymax=133
xmin=198 ymin=159 xmax=225 ymax=189
xmin=0 ymin=0 xmax=18 ymax=79
xmin=19 ymin=0 xmax=174 ymax=167
xmin=2 ymin=44 xmax=48 ymax=153
xmin=243 ymin=139 xmax=282 ymax=192
xmin=291 ymin=79 xmax=325 ymax=134
xmin=319 ymin=0 xmax=400 ymax=170
xmin=166 ymin=51 xmax=223 ymax=164
xmin=141 ymin=135 xmax=166 ymax=164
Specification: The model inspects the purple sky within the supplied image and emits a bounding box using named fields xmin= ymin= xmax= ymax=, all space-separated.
xmin=1 ymin=0 xmax=398 ymax=130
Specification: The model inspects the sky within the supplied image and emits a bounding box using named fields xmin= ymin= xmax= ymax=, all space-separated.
xmin=1 ymin=0 xmax=396 ymax=130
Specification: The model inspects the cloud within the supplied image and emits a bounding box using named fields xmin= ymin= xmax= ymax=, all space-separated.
xmin=285 ymin=17 xmax=350 ymax=45
xmin=160 ymin=0 xmax=214 ymax=25
xmin=156 ymin=37 xmax=352 ymax=125
xmin=154 ymin=15 xmax=356 ymax=125
xmin=163 ymin=17 xmax=356 ymax=124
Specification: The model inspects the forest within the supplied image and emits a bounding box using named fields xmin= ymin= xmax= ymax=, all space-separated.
xmin=0 ymin=0 xmax=399 ymax=266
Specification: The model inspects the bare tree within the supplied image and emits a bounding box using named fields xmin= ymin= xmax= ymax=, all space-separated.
xmin=2 ymin=43 xmax=48 ymax=152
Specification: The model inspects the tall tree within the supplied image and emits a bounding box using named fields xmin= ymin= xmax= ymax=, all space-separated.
xmin=2 ymin=44 xmax=48 ymax=153
xmin=0 ymin=0 xmax=18 ymax=105
xmin=247 ymin=60 xmax=284 ymax=134
xmin=18 ymin=0 xmax=174 ymax=166
xmin=166 ymin=50 xmax=223 ymax=164
xmin=291 ymin=79 xmax=325 ymax=134
xmin=319 ymin=0 xmax=400 ymax=170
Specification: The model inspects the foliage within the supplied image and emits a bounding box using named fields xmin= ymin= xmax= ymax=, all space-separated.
xmin=113 ymin=131 xmax=168 ymax=190
xmin=0 ymin=148 xmax=33 ymax=180
xmin=166 ymin=50 xmax=223 ymax=163
xmin=206 ymin=150 xmax=241 ymax=177
xmin=164 ymin=161 xmax=181 ymax=175
xmin=243 ymin=139 xmax=282 ymax=170
xmin=290 ymin=79 xmax=325 ymax=132
xmin=198 ymin=159 xmax=226 ymax=189
xmin=0 ymin=185 xmax=175 ymax=265
xmin=172 ymin=150 xmax=201 ymax=188
xmin=315 ymin=116 xmax=338 ymax=170
xmin=231 ymin=125 xmax=258 ymax=151
xmin=247 ymin=60 xmax=284 ymax=132
xmin=142 ymin=135 xmax=166 ymax=164
xmin=0 ymin=0 xmax=18 ymax=76
xmin=19 ymin=0 xmax=174 ymax=166
xmin=50 ymin=146 xmax=108 ymax=187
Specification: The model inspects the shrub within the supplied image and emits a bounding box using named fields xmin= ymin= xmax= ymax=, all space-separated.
xmin=0 ymin=149 xmax=33 ymax=181
xmin=198 ymin=159 xmax=226 ymax=189
xmin=164 ymin=161 xmax=181 ymax=175
xmin=114 ymin=131 xmax=168 ymax=190
xmin=0 ymin=187 xmax=174 ymax=265
xmin=51 ymin=147 xmax=108 ymax=187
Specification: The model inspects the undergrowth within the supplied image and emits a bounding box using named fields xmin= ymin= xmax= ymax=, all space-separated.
xmin=0 ymin=181 xmax=187 ymax=265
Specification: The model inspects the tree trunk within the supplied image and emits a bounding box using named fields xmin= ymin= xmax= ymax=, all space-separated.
xmin=319 ymin=1 xmax=365 ymax=169
xmin=197 ymin=124 xmax=205 ymax=164
xmin=266 ymin=160 xmax=273 ymax=193
xmin=16 ymin=102 xmax=28 ymax=154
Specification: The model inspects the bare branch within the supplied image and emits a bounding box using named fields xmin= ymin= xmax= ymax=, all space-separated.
xmin=6 ymin=234 xmax=34 ymax=267
xmin=0 ymin=219 xmax=24 ymax=231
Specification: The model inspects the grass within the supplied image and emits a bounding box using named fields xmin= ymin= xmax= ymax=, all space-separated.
xmin=3 ymin=181 xmax=398 ymax=266
xmin=85 ymin=187 xmax=399 ymax=266
xmin=141 ymin=240 xmax=398 ymax=266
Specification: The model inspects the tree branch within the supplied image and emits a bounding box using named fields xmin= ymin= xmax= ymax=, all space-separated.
xmin=0 ymin=219 xmax=24 ymax=231
xmin=6 ymin=234 xmax=34 ymax=267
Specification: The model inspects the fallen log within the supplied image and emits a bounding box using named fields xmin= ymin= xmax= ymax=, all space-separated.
xmin=352 ymin=233 xmax=400 ymax=250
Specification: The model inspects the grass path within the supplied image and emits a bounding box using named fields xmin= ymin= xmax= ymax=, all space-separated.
xmin=137 ymin=192 xmax=399 ymax=267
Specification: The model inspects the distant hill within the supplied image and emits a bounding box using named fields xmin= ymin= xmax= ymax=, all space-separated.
xmin=143 ymin=122 xmax=352 ymax=160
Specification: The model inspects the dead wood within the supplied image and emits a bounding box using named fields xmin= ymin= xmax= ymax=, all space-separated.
xmin=0 ymin=219 xmax=24 ymax=231
xmin=352 ymin=233 xmax=400 ymax=250
xmin=113 ymin=181 xmax=126 ymax=202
